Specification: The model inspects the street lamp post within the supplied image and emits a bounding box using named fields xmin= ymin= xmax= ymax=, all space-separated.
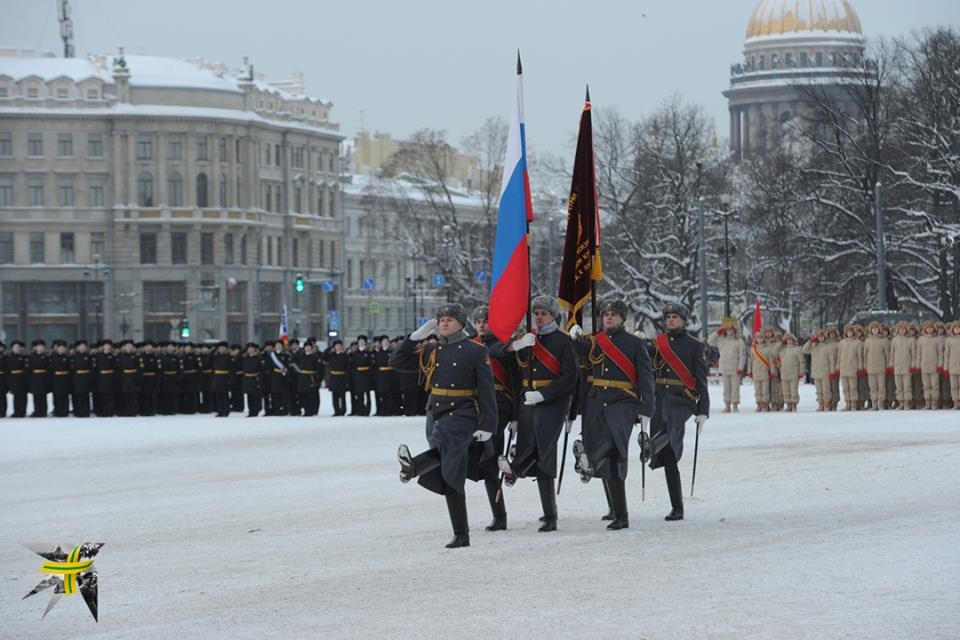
xmin=718 ymin=194 xmax=736 ymax=319
xmin=875 ymin=181 xmax=887 ymax=310
xmin=698 ymin=196 xmax=708 ymax=340
xmin=82 ymin=253 xmax=109 ymax=340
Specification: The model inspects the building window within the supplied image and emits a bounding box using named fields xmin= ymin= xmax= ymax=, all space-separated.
xmin=277 ymin=239 xmax=283 ymax=266
xmin=137 ymin=136 xmax=153 ymax=160
xmin=771 ymin=53 xmax=780 ymax=69
xmin=292 ymin=238 xmax=299 ymax=267
xmin=27 ymin=132 xmax=43 ymax=157
xmin=218 ymin=137 xmax=227 ymax=162
xmin=275 ymin=145 xmax=281 ymax=166
xmin=56 ymin=87 xmax=69 ymax=99
xmin=58 ymin=176 xmax=74 ymax=207
xmin=294 ymin=185 xmax=302 ymax=212
xmin=167 ymin=136 xmax=182 ymax=160
xmin=219 ymin=174 xmax=227 ymax=207
xmin=170 ymin=232 xmax=188 ymax=264
xmin=137 ymin=171 xmax=154 ymax=207
xmin=56 ymin=133 xmax=73 ymax=158
xmin=140 ymin=232 xmax=157 ymax=264
xmin=27 ymin=87 xmax=39 ymax=99
xmin=30 ymin=232 xmax=45 ymax=263
xmin=240 ymin=235 xmax=247 ymax=265
xmin=226 ymin=281 xmax=246 ymax=313
xmin=0 ymin=231 xmax=12 ymax=263
xmin=224 ymin=233 xmax=234 ymax=265
xmin=816 ymin=51 xmax=824 ymax=67
xmin=259 ymin=282 xmax=280 ymax=312
xmin=318 ymin=239 xmax=324 ymax=268
xmin=329 ymin=155 xmax=335 ymax=172
xmin=28 ymin=175 xmax=44 ymax=206
xmin=0 ymin=132 xmax=11 ymax=157
xmin=196 ymin=135 xmax=208 ymax=161
xmin=275 ymin=189 xmax=282 ymax=212
xmin=143 ymin=281 xmax=186 ymax=313
xmin=264 ymin=143 xmax=270 ymax=165
xmin=201 ymin=232 xmax=214 ymax=265
xmin=60 ymin=232 xmax=75 ymax=263
xmin=800 ymin=52 xmax=809 ymax=67
xmin=0 ymin=176 xmax=12 ymax=206
xmin=88 ymin=177 xmax=104 ymax=207
xmin=236 ymin=138 xmax=242 ymax=163
xmin=237 ymin=176 xmax=243 ymax=208
xmin=87 ymin=132 xmax=103 ymax=158
xmin=266 ymin=236 xmax=273 ymax=265
xmin=0 ymin=87 xmax=8 ymax=97
xmin=86 ymin=88 xmax=99 ymax=100
xmin=196 ymin=173 xmax=208 ymax=207
xmin=168 ymin=172 xmax=183 ymax=207
xmin=264 ymin=184 xmax=271 ymax=211
xmin=90 ymin=232 xmax=104 ymax=259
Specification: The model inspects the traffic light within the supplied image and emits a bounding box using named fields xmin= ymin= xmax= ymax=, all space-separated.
xmin=179 ymin=319 xmax=190 ymax=340
xmin=295 ymin=272 xmax=304 ymax=294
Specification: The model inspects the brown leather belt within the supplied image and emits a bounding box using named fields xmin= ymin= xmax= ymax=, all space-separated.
xmin=522 ymin=379 xmax=553 ymax=389
xmin=55 ymin=371 xmax=69 ymax=376
xmin=431 ymin=387 xmax=477 ymax=397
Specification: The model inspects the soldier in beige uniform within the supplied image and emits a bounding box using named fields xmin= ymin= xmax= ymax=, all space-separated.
xmin=854 ymin=324 xmax=870 ymax=409
xmin=750 ymin=330 xmax=771 ymax=412
xmin=890 ymin=322 xmax=917 ymax=410
xmin=708 ymin=322 xmax=746 ymax=413
xmin=778 ymin=332 xmax=804 ymax=411
xmin=838 ymin=324 xmax=864 ymax=411
xmin=880 ymin=323 xmax=896 ymax=408
xmin=863 ymin=322 xmax=890 ymax=411
xmin=909 ymin=324 xmax=924 ymax=406
xmin=764 ymin=327 xmax=783 ymax=412
xmin=824 ymin=325 xmax=841 ymax=410
xmin=944 ymin=322 xmax=960 ymax=409
xmin=937 ymin=322 xmax=951 ymax=408
xmin=917 ymin=321 xmax=943 ymax=409
xmin=802 ymin=329 xmax=837 ymax=411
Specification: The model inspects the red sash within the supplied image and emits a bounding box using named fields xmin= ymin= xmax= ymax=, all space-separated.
xmin=656 ymin=334 xmax=696 ymax=390
xmin=473 ymin=336 xmax=511 ymax=390
xmin=594 ymin=331 xmax=638 ymax=388
xmin=532 ymin=340 xmax=562 ymax=377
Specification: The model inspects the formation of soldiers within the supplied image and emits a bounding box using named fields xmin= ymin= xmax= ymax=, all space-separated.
xmin=0 ymin=335 xmax=436 ymax=419
xmin=396 ymin=296 xmax=709 ymax=548
xmin=709 ymin=319 xmax=960 ymax=413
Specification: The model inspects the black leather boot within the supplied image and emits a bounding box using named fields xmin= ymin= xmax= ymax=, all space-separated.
xmin=537 ymin=474 xmax=557 ymax=532
xmin=664 ymin=454 xmax=684 ymax=522
xmin=484 ymin=478 xmax=507 ymax=532
xmin=606 ymin=476 xmax=629 ymax=530
xmin=601 ymin=479 xmax=615 ymax=520
xmin=445 ymin=489 xmax=470 ymax=548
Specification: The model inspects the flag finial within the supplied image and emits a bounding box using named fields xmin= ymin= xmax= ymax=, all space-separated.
xmin=585 ymin=84 xmax=590 ymax=102
xmin=516 ymin=50 xmax=522 ymax=75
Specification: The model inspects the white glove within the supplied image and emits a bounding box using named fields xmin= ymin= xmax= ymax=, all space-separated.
xmin=410 ymin=318 xmax=437 ymax=341
xmin=564 ymin=419 xmax=573 ymax=434
xmin=523 ymin=391 xmax=545 ymax=406
xmin=473 ymin=430 xmax=493 ymax=442
xmin=569 ymin=324 xmax=584 ymax=339
xmin=511 ymin=332 xmax=536 ymax=351
xmin=694 ymin=415 xmax=708 ymax=436
xmin=637 ymin=415 xmax=650 ymax=433
xmin=506 ymin=420 xmax=517 ymax=435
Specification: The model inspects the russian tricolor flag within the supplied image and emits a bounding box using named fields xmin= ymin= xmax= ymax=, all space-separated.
xmin=488 ymin=54 xmax=534 ymax=344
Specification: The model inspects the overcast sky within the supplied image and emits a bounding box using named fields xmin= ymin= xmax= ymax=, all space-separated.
xmin=2 ymin=0 xmax=958 ymax=156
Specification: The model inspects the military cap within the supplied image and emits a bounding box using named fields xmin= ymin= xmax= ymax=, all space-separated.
xmin=531 ymin=295 xmax=561 ymax=321
xmin=472 ymin=305 xmax=489 ymax=323
xmin=31 ymin=339 xmax=46 ymax=347
xmin=435 ymin=302 xmax=468 ymax=326
xmin=600 ymin=299 xmax=629 ymax=320
xmin=663 ymin=302 xmax=690 ymax=321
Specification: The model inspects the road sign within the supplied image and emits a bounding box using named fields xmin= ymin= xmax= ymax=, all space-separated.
xmin=362 ymin=278 xmax=375 ymax=290
xmin=474 ymin=270 xmax=488 ymax=283
xmin=432 ymin=273 xmax=445 ymax=287
xmin=327 ymin=309 xmax=339 ymax=331
xmin=369 ymin=301 xmax=381 ymax=315
xmin=322 ymin=279 xmax=336 ymax=292
xmin=417 ymin=317 xmax=430 ymax=327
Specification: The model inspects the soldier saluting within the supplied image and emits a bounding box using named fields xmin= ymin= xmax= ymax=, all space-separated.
xmin=646 ymin=303 xmax=709 ymax=521
xmin=393 ymin=303 xmax=497 ymax=549
xmin=569 ymin=300 xmax=655 ymax=530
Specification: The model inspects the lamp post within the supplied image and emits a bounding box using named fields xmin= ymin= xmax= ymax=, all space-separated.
xmin=698 ymin=195 xmax=708 ymax=340
xmin=82 ymin=253 xmax=109 ymax=340
xmin=718 ymin=194 xmax=737 ymax=319
xmin=875 ymin=181 xmax=887 ymax=310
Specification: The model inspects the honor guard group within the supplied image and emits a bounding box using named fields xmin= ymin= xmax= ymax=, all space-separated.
xmin=394 ymin=296 xmax=710 ymax=549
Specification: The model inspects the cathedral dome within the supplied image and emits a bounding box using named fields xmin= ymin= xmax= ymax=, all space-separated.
xmin=746 ymin=0 xmax=862 ymax=39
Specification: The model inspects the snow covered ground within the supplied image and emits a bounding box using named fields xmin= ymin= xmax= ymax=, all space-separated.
xmin=2 ymin=383 xmax=958 ymax=639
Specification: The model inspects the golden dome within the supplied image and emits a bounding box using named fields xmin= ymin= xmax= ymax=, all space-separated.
xmin=747 ymin=0 xmax=862 ymax=38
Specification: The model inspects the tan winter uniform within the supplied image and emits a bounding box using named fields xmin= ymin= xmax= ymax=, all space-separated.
xmin=910 ymin=325 xmax=924 ymax=405
xmin=778 ymin=335 xmax=804 ymax=409
xmin=855 ymin=325 xmax=870 ymax=408
xmin=838 ymin=327 xmax=864 ymax=410
xmin=802 ymin=330 xmax=836 ymax=410
xmin=889 ymin=323 xmax=916 ymax=409
xmin=917 ymin=323 xmax=943 ymax=408
xmin=708 ymin=326 xmax=746 ymax=410
xmin=938 ymin=324 xmax=951 ymax=407
xmin=824 ymin=327 xmax=841 ymax=409
xmin=881 ymin=324 xmax=896 ymax=406
xmin=750 ymin=333 xmax=771 ymax=410
xmin=765 ymin=332 xmax=783 ymax=411
xmin=863 ymin=324 xmax=890 ymax=410
xmin=944 ymin=324 xmax=960 ymax=409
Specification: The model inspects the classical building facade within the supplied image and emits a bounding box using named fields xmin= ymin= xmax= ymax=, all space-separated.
xmin=0 ymin=49 xmax=343 ymax=344
xmin=724 ymin=0 xmax=866 ymax=159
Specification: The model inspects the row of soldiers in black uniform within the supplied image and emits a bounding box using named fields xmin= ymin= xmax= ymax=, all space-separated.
xmin=395 ymin=296 xmax=710 ymax=548
xmin=0 ymin=335 xmax=438 ymax=419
